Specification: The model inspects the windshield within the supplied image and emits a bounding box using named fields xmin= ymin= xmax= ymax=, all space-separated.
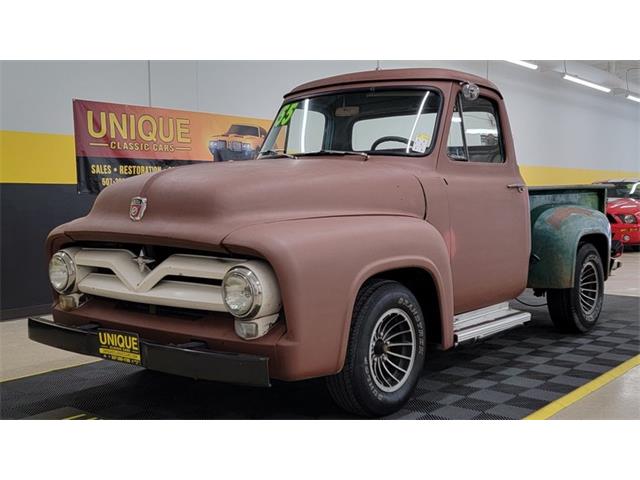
xmin=260 ymin=89 xmax=442 ymax=157
xmin=228 ymin=124 xmax=260 ymax=136
xmin=602 ymin=183 xmax=640 ymax=200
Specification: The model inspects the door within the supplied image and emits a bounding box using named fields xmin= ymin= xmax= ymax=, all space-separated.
xmin=437 ymin=87 xmax=530 ymax=314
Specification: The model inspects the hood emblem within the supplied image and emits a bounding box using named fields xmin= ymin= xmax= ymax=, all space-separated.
xmin=129 ymin=197 xmax=147 ymax=221
xmin=133 ymin=248 xmax=155 ymax=273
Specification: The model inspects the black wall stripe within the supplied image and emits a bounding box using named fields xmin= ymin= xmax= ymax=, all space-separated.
xmin=1 ymin=184 xmax=96 ymax=320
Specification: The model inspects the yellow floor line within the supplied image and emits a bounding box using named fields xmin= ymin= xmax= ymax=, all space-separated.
xmin=64 ymin=413 xmax=87 ymax=420
xmin=525 ymin=354 xmax=640 ymax=420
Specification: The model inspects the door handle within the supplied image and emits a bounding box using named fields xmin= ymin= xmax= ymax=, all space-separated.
xmin=507 ymin=183 xmax=526 ymax=193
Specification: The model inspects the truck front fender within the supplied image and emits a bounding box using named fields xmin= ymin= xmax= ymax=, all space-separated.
xmin=527 ymin=205 xmax=611 ymax=289
xmin=222 ymin=216 xmax=453 ymax=381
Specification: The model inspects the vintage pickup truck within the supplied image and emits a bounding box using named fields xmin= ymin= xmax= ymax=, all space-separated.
xmin=31 ymin=68 xmax=619 ymax=417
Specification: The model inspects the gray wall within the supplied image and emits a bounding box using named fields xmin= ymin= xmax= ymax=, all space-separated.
xmin=3 ymin=60 xmax=639 ymax=171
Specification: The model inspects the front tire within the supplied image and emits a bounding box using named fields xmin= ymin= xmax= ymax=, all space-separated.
xmin=326 ymin=279 xmax=426 ymax=417
xmin=547 ymin=243 xmax=604 ymax=333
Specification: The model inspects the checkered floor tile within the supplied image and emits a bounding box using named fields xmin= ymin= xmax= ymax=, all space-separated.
xmin=387 ymin=294 xmax=639 ymax=419
xmin=1 ymin=294 xmax=638 ymax=420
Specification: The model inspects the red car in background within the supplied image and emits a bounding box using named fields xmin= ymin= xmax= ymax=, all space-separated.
xmin=595 ymin=179 xmax=640 ymax=250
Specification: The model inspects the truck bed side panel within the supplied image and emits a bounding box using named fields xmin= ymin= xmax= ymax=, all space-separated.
xmin=528 ymin=186 xmax=610 ymax=289
xmin=528 ymin=185 xmax=607 ymax=213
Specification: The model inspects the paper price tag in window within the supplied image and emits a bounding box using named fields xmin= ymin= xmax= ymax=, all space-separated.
xmin=412 ymin=133 xmax=431 ymax=153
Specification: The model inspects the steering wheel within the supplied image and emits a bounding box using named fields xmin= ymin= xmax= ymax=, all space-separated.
xmin=370 ymin=136 xmax=411 ymax=151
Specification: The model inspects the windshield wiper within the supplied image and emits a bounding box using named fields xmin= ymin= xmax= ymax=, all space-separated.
xmin=258 ymin=150 xmax=297 ymax=159
xmin=296 ymin=150 xmax=369 ymax=160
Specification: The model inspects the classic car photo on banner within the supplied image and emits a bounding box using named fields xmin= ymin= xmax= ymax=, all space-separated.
xmin=73 ymin=99 xmax=273 ymax=193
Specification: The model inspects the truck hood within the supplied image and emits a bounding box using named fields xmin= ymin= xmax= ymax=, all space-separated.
xmin=54 ymin=158 xmax=426 ymax=249
xmin=607 ymin=197 xmax=640 ymax=214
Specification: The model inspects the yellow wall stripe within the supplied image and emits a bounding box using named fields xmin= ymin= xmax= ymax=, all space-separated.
xmin=520 ymin=165 xmax=639 ymax=186
xmin=525 ymin=354 xmax=640 ymax=420
xmin=1 ymin=129 xmax=639 ymax=185
xmin=1 ymin=130 xmax=76 ymax=184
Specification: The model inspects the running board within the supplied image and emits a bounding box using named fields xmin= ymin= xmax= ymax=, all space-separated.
xmin=453 ymin=302 xmax=531 ymax=345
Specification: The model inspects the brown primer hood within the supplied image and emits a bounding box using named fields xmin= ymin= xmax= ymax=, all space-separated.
xmin=55 ymin=158 xmax=426 ymax=247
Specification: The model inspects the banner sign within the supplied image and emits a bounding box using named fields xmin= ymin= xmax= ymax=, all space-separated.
xmin=73 ymin=99 xmax=273 ymax=193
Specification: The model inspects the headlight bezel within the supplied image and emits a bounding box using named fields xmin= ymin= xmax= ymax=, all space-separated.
xmin=222 ymin=266 xmax=263 ymax=318
xmin=48 ymin=250 xmax=77 ymax=294
xmin=620 ymin=214 xmax=637 ymax=224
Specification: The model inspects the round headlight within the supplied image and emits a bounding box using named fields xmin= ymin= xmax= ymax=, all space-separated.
xmin=222 ymin=267 xmax=262 ymax=318
xmin=621 ymin=214 xmax=637 ymax=224
xmin=48 ymin=250 xmax=76 ymax=293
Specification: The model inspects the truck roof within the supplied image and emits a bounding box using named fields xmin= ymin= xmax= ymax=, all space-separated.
xmin=286 ymin=68 xmax=502 ymax=98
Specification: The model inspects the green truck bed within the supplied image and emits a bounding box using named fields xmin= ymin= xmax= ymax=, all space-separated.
xmin=527 ymin=185 xmax=610 ymax=290
xmin=528 ymin=185 xmax=607 ymax=213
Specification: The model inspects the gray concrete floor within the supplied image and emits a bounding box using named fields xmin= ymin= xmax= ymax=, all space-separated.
xmin=605 ymin=249 xmax=640 ymax=297
xmin=0 ymin=314 xmax=98 ymax=382
xmin=1 ymin=252 xmax=638 ymax=418
xmin=550 ymin=364 xmax=640 ymax=420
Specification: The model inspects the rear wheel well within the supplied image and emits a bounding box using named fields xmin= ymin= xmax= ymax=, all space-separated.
xmin=371 ymin=267 xmax=442 ymax=347
xmin=579 ymin=233 xmax=609 ymax=280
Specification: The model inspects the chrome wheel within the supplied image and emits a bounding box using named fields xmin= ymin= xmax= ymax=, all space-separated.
xmin=368 ymin=308 xmax=416 ymax=393
xmin=578 ymin=259 xmax=600 ymax=315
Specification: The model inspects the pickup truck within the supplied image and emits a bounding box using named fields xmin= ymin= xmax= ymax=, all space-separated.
xmin=31 ymin=68 xmax=618 ymax=417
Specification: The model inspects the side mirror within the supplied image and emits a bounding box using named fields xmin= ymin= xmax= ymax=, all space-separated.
xmin=462 ymin=82 xmax=480 ymax=101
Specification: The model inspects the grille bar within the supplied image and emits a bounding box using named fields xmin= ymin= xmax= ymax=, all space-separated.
xmin=70 ymin=247 xmax=248 ymax=312
xmin=79 ymin=273 xmax=225 ymax=311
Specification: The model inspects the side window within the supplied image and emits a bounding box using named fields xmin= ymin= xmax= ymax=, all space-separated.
xmin=447 ymin=99 xmax=466 ymax=160
xmin=448 ymin=95 xmax=505 ymax=164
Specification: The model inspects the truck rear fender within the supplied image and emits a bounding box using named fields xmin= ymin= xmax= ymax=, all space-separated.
xmin=222 ymin=216 xmax=454 ymax=379
xmin=527 ymin=205 xmax=611 ymax=289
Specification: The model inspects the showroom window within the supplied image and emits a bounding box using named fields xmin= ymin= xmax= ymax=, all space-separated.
xmin=447 ymin=94 xmax=504 ymax=163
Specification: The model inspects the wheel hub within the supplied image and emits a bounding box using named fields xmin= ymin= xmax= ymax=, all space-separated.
xmin=579 ymin=259 xmax=600 ymax=316
xmin=368 ymin=308 xmax=416 ymax=393
xmin=373 ymin=339 xmax=386 ymax=356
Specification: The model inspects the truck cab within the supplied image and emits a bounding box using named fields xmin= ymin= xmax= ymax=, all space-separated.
xmin=31 ymin=68 xmax=613 ymax=417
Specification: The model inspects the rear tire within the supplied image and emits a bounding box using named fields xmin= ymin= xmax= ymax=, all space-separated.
xmin=547 ymin=243 xmax=604 ymax=333
xmin=326 ymin=279 xmax=426 ymax=417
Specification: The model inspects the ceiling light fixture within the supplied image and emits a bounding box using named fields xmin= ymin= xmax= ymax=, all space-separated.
xmin=505 ymin=60 xmax=538 ymax=70
xmin=562 ymin=74 xmax=611 ymax=93
xmin=624 ymin=68 xmax=640 ymax=103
